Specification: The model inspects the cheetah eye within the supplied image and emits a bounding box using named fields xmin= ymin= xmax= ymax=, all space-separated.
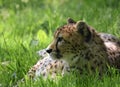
xmin=57 ymin=37 xmax=63 ymax=42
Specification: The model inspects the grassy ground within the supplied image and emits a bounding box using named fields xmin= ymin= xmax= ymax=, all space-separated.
xmin=0 ymin=0 xmax=120 ymax=87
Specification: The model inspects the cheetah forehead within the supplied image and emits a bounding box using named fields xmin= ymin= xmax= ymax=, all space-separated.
xmin=54 ymin=24 xmax=76 ymax=38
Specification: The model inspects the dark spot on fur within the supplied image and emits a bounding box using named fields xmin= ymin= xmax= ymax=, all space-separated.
xmin=118 ymin=52 xmax=120 ymax=54
xmin=117 ymin=41 xmax=120 ymax=45
xmin=54 ymin=71 xmax=57 ymax=73
xmin=54 ymin=60 xmax=58 ymax=63
xmin=85 ymin=56 xmax=90 ymax=60
xmin=43 ymin=72 xmax=46 ymax=76
xmin=108 ymin=39 xmax=111 ymax=41
xmin=72 ymin=55 xmax=78 ymax=60
xmin=55 ymin=64 xmax=57 ymax=68
xmin=110 ymin=52 xmax=113 ymax=55
xmin=93 ymin=60 xmax=98 ymax=64
xmin=44 ymin=64 xmax=47 ymax=67
xmin=40 ymin=62 xmax=43 ymax=65
xmin=112 ymin=52 xmax=115 ymax=55
xmin=97 ymin=61 xmax=103 ymax=66
xmin=60 ymin=60 xmax=63 ymax=63
xmin=61 ymin=65 xmax=64 ymax=70
xmin=31 ymin=69 xmax=36 ymax=72
xmin=102 ymin=47 xmax=107 ymax=51
xmin=84 ymin=64 xmax=87 ymax=69
xmin=92 ymin=29 xmax=95 ymax=33
xmin=91 ymin=66 xmax=95 ymax=71
xmin=112 ymin=37 xmax=116 ymax=41
xmin=50 ymin=65 xmax=53 ymax=69
xmin=99 ymin=61 xmax=103 ymax=64
xmin=85 ymin=52 xmax=91 ymax=60
xmin=77 ymin=67 xmax=83 ymax=74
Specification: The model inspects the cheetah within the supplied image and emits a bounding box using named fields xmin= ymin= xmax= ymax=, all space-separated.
xmin=15 ymin=19 xmax=120 ymax=87
xmin=45 ymin=18 xmax=120 ymax=75
xmin=21 ymin=18 xmax=120 ymax=82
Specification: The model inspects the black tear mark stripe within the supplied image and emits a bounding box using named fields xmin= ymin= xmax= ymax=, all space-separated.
xmin=56 ymin=37 xmax=61 ymax=53
xmin=55 ymin=37 xmax=62 ymax=58
xmin=54 ymin=30 xmax=61 ymax=58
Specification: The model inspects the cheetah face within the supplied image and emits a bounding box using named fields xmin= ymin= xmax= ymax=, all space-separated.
xmin=46 ymin=18 xmax=93 ymax=61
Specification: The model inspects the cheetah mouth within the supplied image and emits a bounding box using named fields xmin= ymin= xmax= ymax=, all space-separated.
xmin=56 ymin=53 xmax=63 ymax=59
xmin=50 ymin=52 xmax=63 ymax=59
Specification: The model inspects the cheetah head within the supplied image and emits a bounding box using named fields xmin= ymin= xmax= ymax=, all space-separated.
xmin=46 ymin=18 xmax=95 ymax=62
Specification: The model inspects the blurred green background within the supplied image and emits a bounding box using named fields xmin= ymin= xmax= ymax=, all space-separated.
xmin=0 ymin=0 xmax=120 ymax=87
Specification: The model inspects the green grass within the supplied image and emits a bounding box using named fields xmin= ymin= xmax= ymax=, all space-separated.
xmin=0 ymin=0 xmax=120 ymax=87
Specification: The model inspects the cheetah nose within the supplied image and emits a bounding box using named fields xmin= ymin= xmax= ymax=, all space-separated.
xmin=46 ymin=49 xmax=52 ymax=53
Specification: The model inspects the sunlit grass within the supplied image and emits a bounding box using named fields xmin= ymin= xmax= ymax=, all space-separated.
xmin=0 ymin=0 xmax=120 ymax=86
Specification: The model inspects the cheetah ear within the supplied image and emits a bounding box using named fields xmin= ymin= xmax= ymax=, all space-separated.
xmin=67 ymin=18 xmax=76 ymax=24
xmin=76 ymin=21 xmax=92 ymax=42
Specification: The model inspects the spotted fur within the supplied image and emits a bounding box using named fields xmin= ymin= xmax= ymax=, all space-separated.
xmin=46 ymin=18 xmax=120 ymax=75
xmin=15 ymin=49 xmax=70 ymax=87
xmin=18 ymin=19 xmax=120 ymax=84
xmin=28 ymin=49 xmax=70 ymax=79
xmin=16 ymin=19 xmax=120 ymax=87
xmin=99 ymin=33 xmax=120 ymax=68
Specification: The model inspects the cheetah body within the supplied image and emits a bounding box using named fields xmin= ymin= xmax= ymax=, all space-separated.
xmin=28 ymin=18 xmax=120 ymax=79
